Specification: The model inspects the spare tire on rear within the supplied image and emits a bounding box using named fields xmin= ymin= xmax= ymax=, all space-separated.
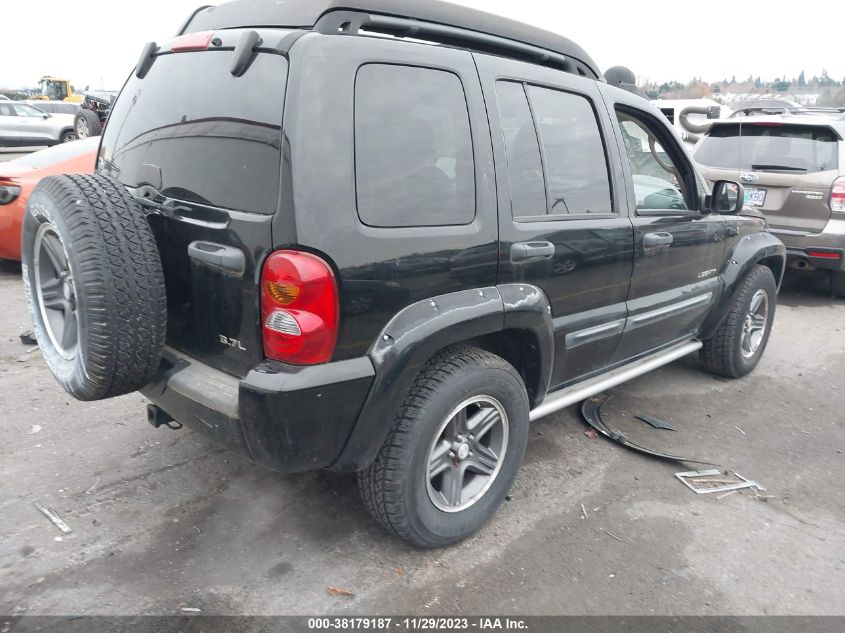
xmin=21 ymin=174 xmax=166 ymax=401
xmin=74 ymin=108 xmax=102 ymax=138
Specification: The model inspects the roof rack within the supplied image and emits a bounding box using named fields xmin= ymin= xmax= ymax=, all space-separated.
xmin=180 ymin=0 xmax=602 ymax=80
xmin=729 ymin=106 xmax=845 ymax=119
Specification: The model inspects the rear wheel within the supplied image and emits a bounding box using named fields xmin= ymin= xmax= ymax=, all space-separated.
xmin=831 ymin=271 xmax=845 ymax=299
xmin=74 ymin=109 xmax=102 ymax=139
xmin=21 ymin=174 xmax=166 ymax=400
xmin=60 ymin=130 xmax=75 ymax=143
xmin=359 ymin=346 xmax=529 ymax=548
xmin=700 ymin=265 xmax=777 ymax=378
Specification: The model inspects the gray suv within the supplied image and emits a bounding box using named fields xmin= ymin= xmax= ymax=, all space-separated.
xmin=696 ymin=116 xmax=845 ymax=297
xmin=0 ymin=102 xmax=76 ymax=146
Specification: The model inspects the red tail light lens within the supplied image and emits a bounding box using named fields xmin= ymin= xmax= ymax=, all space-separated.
xmin=260 ymin=251 xmax=339 ymax=365
xmin=831 ymin=177 xmax=845 ymax=213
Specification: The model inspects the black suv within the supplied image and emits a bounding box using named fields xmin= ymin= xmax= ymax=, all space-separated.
xmin=21 ymin=0 xmax=785 ymax=547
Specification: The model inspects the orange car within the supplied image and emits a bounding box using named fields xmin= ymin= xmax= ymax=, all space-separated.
xmin=0 ymin=138 xmax=97 ymax=261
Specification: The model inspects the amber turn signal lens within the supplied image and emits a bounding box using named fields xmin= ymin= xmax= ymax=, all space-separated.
xmin=264 ymin=281 xmax=300 ymax=305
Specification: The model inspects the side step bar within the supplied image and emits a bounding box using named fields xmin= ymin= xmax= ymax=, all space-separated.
xmin=529 ymin=340 xmax=703 ymax=422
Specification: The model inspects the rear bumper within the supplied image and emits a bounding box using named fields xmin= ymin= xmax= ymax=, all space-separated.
xmin=141 ymin=347 xmax=375 ymax=473
xmin=771 ymin=219 xmax=845 ymax=272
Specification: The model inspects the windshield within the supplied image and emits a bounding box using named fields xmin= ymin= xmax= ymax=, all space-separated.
xmin=99 ymin=50 xmax=287 ymax=214
xmin=695 ymin=123 xmax=839 ymax=174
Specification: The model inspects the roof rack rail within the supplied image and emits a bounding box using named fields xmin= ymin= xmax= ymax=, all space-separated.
xmin=314 ymin=10 xmax=584 ymax=77
xmin=180 ymin=0 xmax=602 ymax=80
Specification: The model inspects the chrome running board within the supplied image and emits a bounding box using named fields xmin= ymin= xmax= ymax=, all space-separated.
xmin=529 ymin=340 xmax=703 ymax=422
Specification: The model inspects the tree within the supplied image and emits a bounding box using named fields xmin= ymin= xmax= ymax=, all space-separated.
xmin=798 ymin=70 xmax=806 ymax=87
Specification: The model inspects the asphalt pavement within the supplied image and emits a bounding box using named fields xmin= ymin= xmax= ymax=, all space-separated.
xmin=0 ymin=260 xmax=843 ymax=616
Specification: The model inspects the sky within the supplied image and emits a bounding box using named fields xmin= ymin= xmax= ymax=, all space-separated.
xmin=2 ymin=0 xmax=843 ymax=90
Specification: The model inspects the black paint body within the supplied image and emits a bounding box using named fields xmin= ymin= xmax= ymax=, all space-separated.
xmin=100 ymin=24 xmax=785 ymax=474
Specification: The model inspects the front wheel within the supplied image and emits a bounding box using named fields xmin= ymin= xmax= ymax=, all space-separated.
xmin=60 ymin=130 xmax=75 ymax=143
xmin=700 ymin=265 xmax=777 ymax=378
xmin=359 ymin=346 xmax=530 ymax=548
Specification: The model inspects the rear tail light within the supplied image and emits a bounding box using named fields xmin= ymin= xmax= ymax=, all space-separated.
xmin=260 ymin=250 xmax=339 ymax=365
xmin=831 ymin=177 xmax=845 ymax=213
xmin=806 ymin=250 xmax=842 ymax=261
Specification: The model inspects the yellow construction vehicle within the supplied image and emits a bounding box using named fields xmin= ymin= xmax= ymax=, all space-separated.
xmin=33 ymin=77 xmax=83 ymax=103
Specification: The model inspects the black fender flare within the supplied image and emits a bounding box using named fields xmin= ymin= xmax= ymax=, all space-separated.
xmin=330 ymin=284 xmax=554 ymax=472
xmin=699 ymin=231 xmax=786 ymax=340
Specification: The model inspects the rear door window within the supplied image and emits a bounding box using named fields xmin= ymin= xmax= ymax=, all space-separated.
xmin=526 ymin=85 xmax=613 ymax=216
xmin=496 ymin=82 xmax=614 ymax=218
xmin=695 ymin=123 xmax=839 ymax=174
xmin=99 ymin=52 xmax=287 ymax=215
xmin=495 ymin=81 xmax=547 ymax=218
xmin=354 ymin=64 xmax=476 ymax=228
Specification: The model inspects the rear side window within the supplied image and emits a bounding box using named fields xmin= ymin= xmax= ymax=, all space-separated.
xmin=496 ymin=81 xmax=546 ymax=218
xmin=99 ymin=52 xmax=286 ymax=214
xmin=695 ymin=123 xmax=839 ymax=174
xmin=355 ymin=64 xmax=475 ymax=227
xmin=495 ymin=83 xmax=613 ymax=218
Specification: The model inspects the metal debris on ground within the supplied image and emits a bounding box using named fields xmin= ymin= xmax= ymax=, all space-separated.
xmin=33 ymin=501 xmax=73 ymax=534
xmin=326 ymin=586 xmax=355 ymax=598
xmin=675 ymin=469 xmax=765 ymax=495
xmin=635 ymin=415 xmax=678 ymax=432
xmin=181 ymin=608 xmax=202 ymax=613
xmin=580 ymin=395 xmax=715 ymax=465
xmin=19 ymin=330 xmax=37 ymax=346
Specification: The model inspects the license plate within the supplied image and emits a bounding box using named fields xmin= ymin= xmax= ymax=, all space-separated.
xmin=744 ymin=187 xmax=766 ymax=206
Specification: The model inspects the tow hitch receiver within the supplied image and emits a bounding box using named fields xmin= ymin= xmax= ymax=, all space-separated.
xmin=147 ymin=404 xmax=183 ymax=430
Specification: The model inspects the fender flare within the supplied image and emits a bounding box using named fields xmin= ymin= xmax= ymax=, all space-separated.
xmin=699 ymin=231 xmax=786 ymax=340
xmin=330 ymin=284 xmax=554 ymax=472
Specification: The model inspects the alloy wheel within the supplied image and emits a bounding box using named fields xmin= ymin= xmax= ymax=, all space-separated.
xmin=741 ymin=289 xmax=769 ymax=359
xmin=426 ymin=396 xmax=509 ymax=512
xmin=33 ymin=223 xmax=78 ymax=360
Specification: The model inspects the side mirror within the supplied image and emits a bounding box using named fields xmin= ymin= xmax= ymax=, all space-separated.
xmin=42 ymin=113 xmax=50 ymax=119
xmin=707 ymin=180 xmax=745 ymax=214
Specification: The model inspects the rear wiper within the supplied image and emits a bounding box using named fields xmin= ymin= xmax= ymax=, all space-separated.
xmin=751 ymin=164 xmax=807 ymax=172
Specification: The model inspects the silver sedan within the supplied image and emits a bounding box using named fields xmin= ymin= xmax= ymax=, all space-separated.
xmin=0 ymin=102 xmax=76 ymax=147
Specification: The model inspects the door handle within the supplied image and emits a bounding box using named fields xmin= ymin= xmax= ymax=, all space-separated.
xmin=643 ymin=232 xmax=674 ymax=249
xmin=510 ymin=241 xmax=555 ymax=263
xmin=188 ymin=241 xmax=246 ymax=277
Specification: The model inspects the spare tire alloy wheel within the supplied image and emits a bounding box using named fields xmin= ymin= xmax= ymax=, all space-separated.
xmin=74 ymin=109 xmax=102 ymax=139
xmin=22 ymin=174 xmax=167 ymax=401
xmin=32 ymin=224 xmax=78 ymax=360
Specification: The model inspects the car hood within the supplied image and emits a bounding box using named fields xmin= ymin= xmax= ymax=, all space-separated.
xmin=0 ymin=161 xmax=35 ymax=182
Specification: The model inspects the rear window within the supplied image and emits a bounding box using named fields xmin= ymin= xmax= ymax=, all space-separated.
xmin=354 ymin=64 xmax=475 ymax=228
xmin=695 ymin=123 xmax=839 ymax=174
xmin=99 ymin=51 xmax=286 ymax=214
